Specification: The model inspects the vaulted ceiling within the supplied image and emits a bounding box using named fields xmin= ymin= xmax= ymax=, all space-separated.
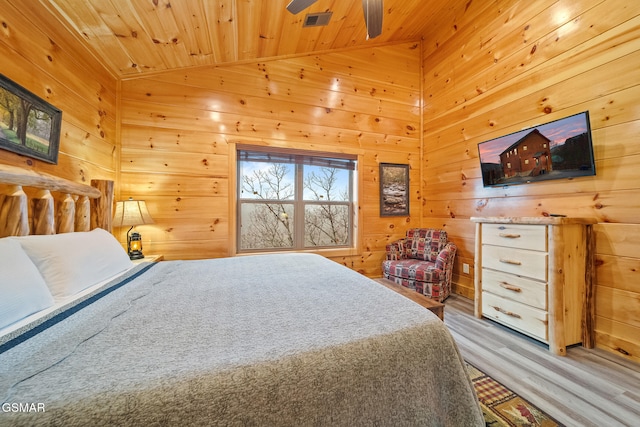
xmin=39 ymin=0 xmax=456 ymax=78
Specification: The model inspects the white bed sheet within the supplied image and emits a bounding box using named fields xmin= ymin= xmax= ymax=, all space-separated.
xmin=0 ymin=264 xmax=139 ymax=342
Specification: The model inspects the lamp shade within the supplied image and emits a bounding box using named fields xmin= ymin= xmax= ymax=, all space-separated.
xmin=112 ymin=198 xmax=154 ymax=227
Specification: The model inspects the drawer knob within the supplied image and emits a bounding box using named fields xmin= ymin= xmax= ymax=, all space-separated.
xmin=491 ymin=306 xmax=522 ymax=318
xmin=499 ymin=233 xmax=521 ymax=238
xmin=499 ymin=282 xmax=522 ymax=292
xmin=499 ymin=258 xmax=522 ymax=265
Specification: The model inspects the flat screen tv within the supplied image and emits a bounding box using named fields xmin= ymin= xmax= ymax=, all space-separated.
xmin=477 ymin=111 xmax=596 ymax=187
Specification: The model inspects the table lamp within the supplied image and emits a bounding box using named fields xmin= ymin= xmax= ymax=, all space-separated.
xmin=112 ymin=197 xmax=154 ymax=260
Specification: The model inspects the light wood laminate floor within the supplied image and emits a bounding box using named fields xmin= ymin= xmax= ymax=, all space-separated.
xmin=444 ymin=295 xmax=640 ymax=427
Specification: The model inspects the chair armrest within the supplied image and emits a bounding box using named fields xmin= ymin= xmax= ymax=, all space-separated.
xmin=385 ymin=238 xmax=407 ymax=260
xmin=435 ymin=243 xmax=457 ymax=271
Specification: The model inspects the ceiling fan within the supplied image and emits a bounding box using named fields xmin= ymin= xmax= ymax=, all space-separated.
xmin=286 ymin=0 xmax=383 ymax=39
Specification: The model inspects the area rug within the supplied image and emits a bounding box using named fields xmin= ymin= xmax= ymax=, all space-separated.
xmin=466 ymin=362 xmax=564 ymax=427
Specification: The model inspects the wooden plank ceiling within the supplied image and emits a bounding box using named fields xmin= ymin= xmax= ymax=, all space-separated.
xmin=37 ymin=0 xmax=451 ymax=78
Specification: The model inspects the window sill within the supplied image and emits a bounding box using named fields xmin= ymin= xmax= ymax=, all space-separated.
xmin=236 ymin=247 xmax=360 ymax=258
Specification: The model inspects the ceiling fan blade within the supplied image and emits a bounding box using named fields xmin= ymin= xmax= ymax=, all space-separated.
xmin=362 ymin=0 xmax=383 ymax=39
xmin=286 ymin=0 xmax=319 ymax=14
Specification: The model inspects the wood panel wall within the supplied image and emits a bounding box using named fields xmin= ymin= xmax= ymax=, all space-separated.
xmin=0 ymin=1 xmax=117 ymax=184
xmin=421 ymin=0 xmax=640 ymax=362
xmin=119 ymin=42 xmax=422 ymax=272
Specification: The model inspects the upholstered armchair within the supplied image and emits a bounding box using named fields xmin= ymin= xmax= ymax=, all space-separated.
xmin=382 ymin=228 xmax=457 ymax=302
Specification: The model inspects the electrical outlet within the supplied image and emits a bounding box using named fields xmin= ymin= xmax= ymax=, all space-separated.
xmin=462 ymin=263 xmax=470 ymax=274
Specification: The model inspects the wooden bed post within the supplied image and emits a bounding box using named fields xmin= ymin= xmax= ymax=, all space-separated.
xmin=0 ymin=185 xmax=29 ymax=237
xmin=31 ymin=189 xmax=55 ymax=235
xmin=91 ymin=180 xmax=114 ymax=232
xmin=56 ymin=193 xmax=76 ymax=234
xmin=75 ymin=195 xmax=91 ymax=232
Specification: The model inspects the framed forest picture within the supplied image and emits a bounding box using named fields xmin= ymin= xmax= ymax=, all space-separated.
xmin=0 ymin=74 xmax=62 ymax=164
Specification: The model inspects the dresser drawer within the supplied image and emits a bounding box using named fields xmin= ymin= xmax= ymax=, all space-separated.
xmin=482 ymin=269 xmax=547 ymax=310
xmin=482 ymin=223 xmax=547 ymax=251
xmin=482 ymin=292 xmax=548 ymax=342
xmin=482 ymin=245 xmax=548 ymax=281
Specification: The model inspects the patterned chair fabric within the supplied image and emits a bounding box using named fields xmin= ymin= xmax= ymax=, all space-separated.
xmin=382 ymin=228 xmax=457 ymax=302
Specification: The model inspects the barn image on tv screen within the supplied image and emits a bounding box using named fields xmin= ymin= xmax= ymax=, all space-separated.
xmin=499 ymin=129 xmax=552 ymax=179
xmin=478 ymin=111 xmax=595 ymax=187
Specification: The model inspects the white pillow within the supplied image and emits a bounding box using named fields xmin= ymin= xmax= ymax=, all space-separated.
xmin=0 ymin=238 xmax=55 ymax=329
xmin=13 ymin=228 xmax=134 ymax=300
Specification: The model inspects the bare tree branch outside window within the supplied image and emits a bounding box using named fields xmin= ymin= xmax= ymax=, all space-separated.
xmin=240 ymin=163 xmax=295 ymax=249
xmin=238 ymin=152 xmax=354 ymax=251
xmin=303 ymin=167 xmax=349 ymax=246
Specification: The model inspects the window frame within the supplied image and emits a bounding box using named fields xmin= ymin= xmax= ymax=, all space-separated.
xmin=234 ymin=145 xmax=359 ymax=255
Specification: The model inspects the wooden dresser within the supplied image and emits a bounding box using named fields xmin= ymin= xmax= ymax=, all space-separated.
xmin=471 ymin=217 xmax=596 ymax=356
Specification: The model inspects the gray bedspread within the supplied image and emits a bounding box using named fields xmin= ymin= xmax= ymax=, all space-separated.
xmin=0 ymin=253 xmax=483 ymax=426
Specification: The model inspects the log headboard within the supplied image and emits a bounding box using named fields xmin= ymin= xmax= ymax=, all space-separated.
xmin=0 ymin=164 xmax=114 ymax=238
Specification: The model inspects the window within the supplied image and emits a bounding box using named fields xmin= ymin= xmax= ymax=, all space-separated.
xmin=237 ymin=148 xmax=356 ymax=252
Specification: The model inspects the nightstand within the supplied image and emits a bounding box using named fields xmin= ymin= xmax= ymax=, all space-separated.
xmin=131 ymin=254 xmax=164 ymax=265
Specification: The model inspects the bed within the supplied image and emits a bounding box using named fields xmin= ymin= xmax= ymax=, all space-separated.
xmin=0 ymin=165 xmax=483 ymax=426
